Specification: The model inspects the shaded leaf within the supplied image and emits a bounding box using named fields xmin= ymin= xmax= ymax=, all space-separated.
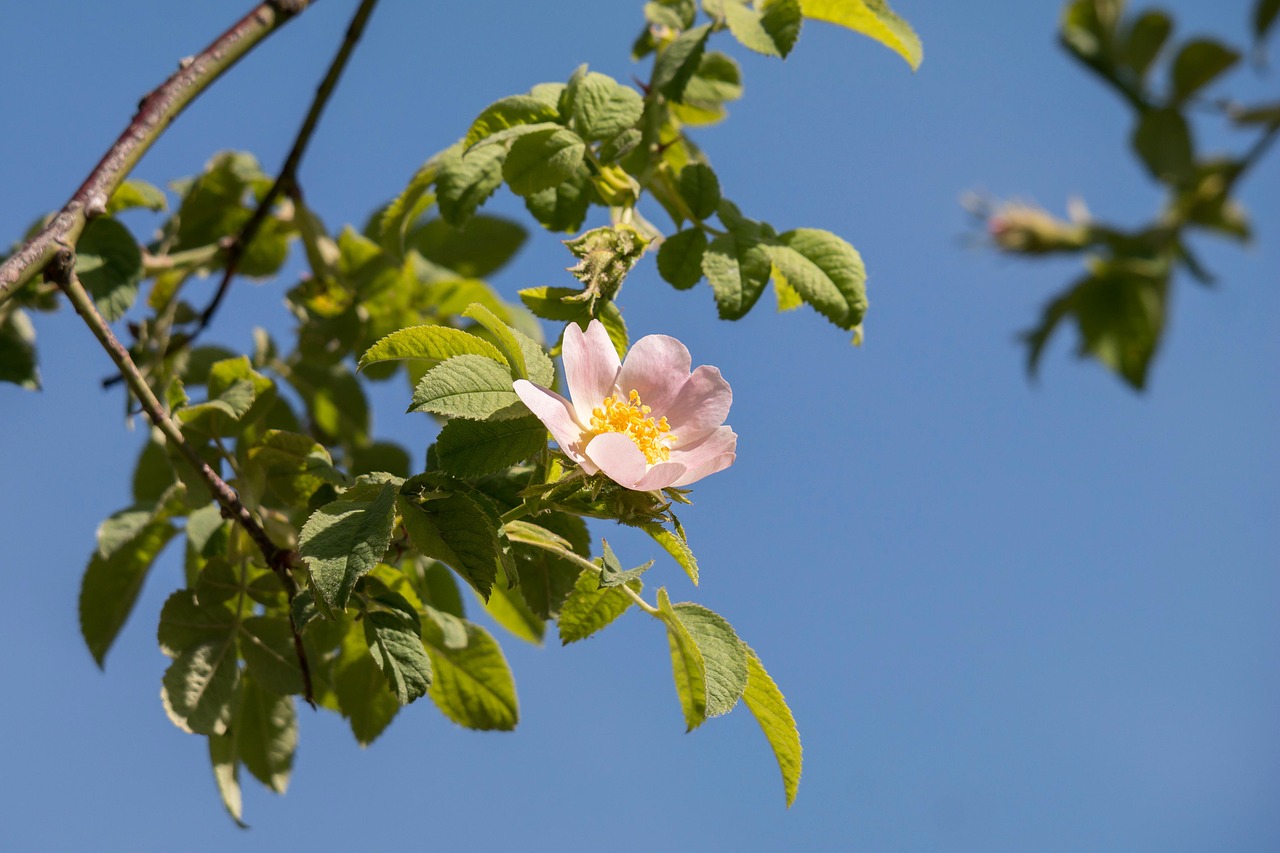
xmin=80 ymin=521 xmax=177 ymax=666
xmin=298 ymin=484 xmax=398 ymax=615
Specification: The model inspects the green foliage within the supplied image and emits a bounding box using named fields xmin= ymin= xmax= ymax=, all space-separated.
xmin=298 ymin=483 xmax=399 ymax=616
xmin=7 ymin=0 xmax=944 ymax=817
xmin=80 ymin=520 xmax=177 ymax=666
xmin=557 ymin=564 xmax=641 ymax=644
xmin=991 ymin=0 xmax=1275 ymax=389
xmin=75 ymin=216 xmax=142 ymax=322
xmin=422 ymin=616 xmax=519 ymax=730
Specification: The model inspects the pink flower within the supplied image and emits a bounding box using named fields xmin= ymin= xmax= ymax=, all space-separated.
xmin=514 ymin=320 xmax=736 ymax=491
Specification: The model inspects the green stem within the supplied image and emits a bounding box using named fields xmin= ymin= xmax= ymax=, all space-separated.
xmin=0 ymin=1 xmax=315 ymax=307
xmin=504 ymin=530 xmax=660 ymax=615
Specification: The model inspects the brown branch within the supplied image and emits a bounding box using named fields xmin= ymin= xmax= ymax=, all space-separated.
xmin=0 ymin=0 xmax=315 ymax=308
xmin=45 ymin=249 xmax=315 ymax=707
xmin=192 ymin=0 xmax=381 ymax=341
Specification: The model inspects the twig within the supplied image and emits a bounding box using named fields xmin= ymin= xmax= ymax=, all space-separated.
xmin=0 ymin=0 xmax=315 ymax=308
xmin=45 ymin=249 xmax=315 ymax=707
xmin=192 ymin=0 xmax=381 ymax=342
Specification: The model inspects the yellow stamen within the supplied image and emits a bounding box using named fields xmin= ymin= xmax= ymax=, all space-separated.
xmin=589 ymin=388 xmax=676 ymax=464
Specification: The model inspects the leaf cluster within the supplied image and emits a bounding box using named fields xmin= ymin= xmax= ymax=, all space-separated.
xmin=0 ymin=0 xmax=932 ymax=821
xmin=986 ymin=0 xmax=1280 ymax=389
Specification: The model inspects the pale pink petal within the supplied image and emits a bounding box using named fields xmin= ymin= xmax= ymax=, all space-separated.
xmin=513 ymin=379 xmax=597 ymax=473
xmin=669 ymin=426 xmax=737 ymax=486
xmin=615 ymin=333 xmax=692 ymax=414
xmin=564 ymin=320 xmax=621 ymax=422
xmin=583 ymin=432 xmax=651 ymax=490
xmin=631 ymin=461 xmax=688 ymax=491
xmin=663 ymin=365 xmax=732 ymax=445
xmin=672 ymin=451 xmax=735 ymax=487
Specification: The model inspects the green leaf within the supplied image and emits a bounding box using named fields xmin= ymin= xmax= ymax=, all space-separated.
xmin=568 ymin=72 xmax=645 ymax=141
xmin=1257 ymin=0 xmax=1280 ymax=42
xmin=702 ymin=207 xmax=772 ymax=320
xmin=436 ymin=415 xmax=548 ymax=479
xmin=461 ymin=302 xmax=555 ymax=387
xmin=378 ymin=159 xmax=437 ymax=254
xmin=1132 ymin=107 xmax=1194 ymax=185
xmin=669 ymin=603 xmax=748 ymax=716
xmin=1170 ymin=38 xmax=1240 ymax=103
xmin=298 ymin=484 xmax=398 ymax=615
xmin=640 ymin=522 xmax=700 ymax=585
xmin=678 ymin=51 xmax=744 ymax=110
xmin=800 ymin=0 xmax=923 ymax=70
xmin=506 ymin=516 xmax=588 ymax=620
xmin=1023 ymin=264 xmax=1169 ymax=390
xmin=421 ymin=617 xmax=519 ymax=730
xmin=360 ymin=324 xmax=507 ymax=371
xmin=414 ymin=560 xmax=468 ymax=618
xmin=208 ymin=730 xmax=245 ymax=828
xmin=363 ymin=608 xmax=433 ymax=705
xmin=286 ymin=362 xmax=371 ymax=446
xmin=162 ymin=637 xmax=240 ymax=736
xmin=742 ymin=646 xmax=803 ymax=807
xmin=598 ymin=540 xmax=654 ymax=588
xmin=107 ymin=179 xmax=168 ymax=214
xmin=248 ymin=430 xmax=350 ymax=506
xmin=237 ymin=675 xmax=297 ymax=794
xmin=657 ymin=229 xmax=709 ymax=292
xmin=524 ymin=167 xmax=594 ymax=232
xmin=479 ymin=577 xmax=546 ymax=645
xmin=240 ymin=617 xmax=305 ymax=696
xmin=518 ymin=286 xmax=630 ymax=358
xmin=333 ymin=620 xmax=401 ymax=745
xmin=678 ymin=163 xmax=722 ymax=221
xmin=407 ymin=214 xmax=527 ymax=277
xmin=721 ymin=0 xmax=803 ymax=58
xmin=157 ymin=590 xmax=236 ymax=657
xmin=557 ymin=566 xmax=641 ymax=644
xmin=79 ymin=521 xmax=176 ymax=666
xmin=398 ymin=486 xmax=503 ymax=600
xmin=503 ymin=128 xmax=587 ymax=196
xmin=0 ymin=308 xmax=39 ymax=390
xmin=132 ymin=440 xmax=177 ymax=503
xmin=464 ymin=95 xmax=564 ymax=149
xmin=75 ymin=216 xmax=142 ymax=322
xmin=1120 ymin=10 xmax=1171 ymax=81
xmin=410 ymin=354 xmax=523 ymax=420
xmin=767 ymin=228 xmax=868 ymax=330
xmin=653 ymin=24 xmax=713 ymax=99
xmin=657 ymin=588 xmax=707 ymax=731
xmin=177 ymin=378 xmax=256 ymax=428
xmin=436 ymin=141 xmax=506 ymax=226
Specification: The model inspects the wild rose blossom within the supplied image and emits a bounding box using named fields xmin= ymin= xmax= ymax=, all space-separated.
xmin=513 ymin=320 xmax=736 ymax=491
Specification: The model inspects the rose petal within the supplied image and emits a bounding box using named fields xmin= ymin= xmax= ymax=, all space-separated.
xmin=615 ymin=333 xmax=693 ymax=415
xmin=669 ymin=426 xmax=736 ymax=486
xmin=631 ymin=461 xmax=688 ymax=491
xmin=564 ymin=320 xmax=621 ymax=423
xmin=672 ymin=451 xmax=735 ymax=487
xmin=513 ymin=379 xmax=597 ymax=473
xmin=664 ymin=365 xmax=732 ymax=444
xmin=583 ymin=431 xmax=652 ymax=489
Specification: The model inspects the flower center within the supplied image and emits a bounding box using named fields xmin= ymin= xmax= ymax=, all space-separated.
xmin=590 ymin=389 xmax=676 ymax=464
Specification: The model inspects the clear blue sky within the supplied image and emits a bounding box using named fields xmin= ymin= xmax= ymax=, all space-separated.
xmin=2 ymin=2 xmax=1277 ymax=850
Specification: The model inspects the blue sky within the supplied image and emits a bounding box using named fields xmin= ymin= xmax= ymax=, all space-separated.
xmin=1 ymin=2 xmax=1277 ymax=851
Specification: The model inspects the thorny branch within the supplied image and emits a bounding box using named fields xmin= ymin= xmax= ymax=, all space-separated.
xmin=0 ymin=0 xmax=315 ymax=308
xmin=45 ymin=249 xmax=315 ymax=706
